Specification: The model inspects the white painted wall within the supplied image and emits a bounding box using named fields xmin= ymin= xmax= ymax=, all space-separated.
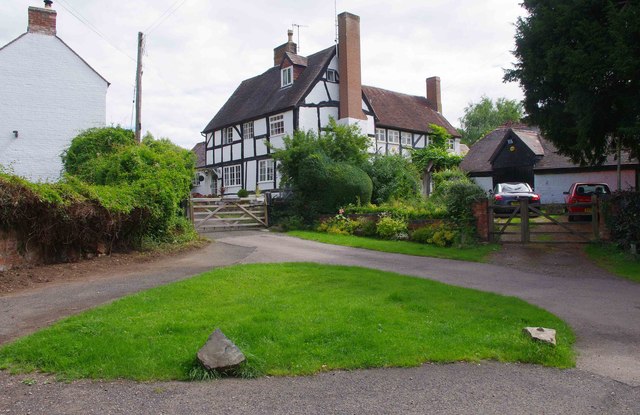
xmin=0 ymin=33 xmax=107 ymax=182
xmin=298 ymin=107 xmax=319 ymax=132
xmin=471 ymin=177 xmax=494 ymax=195
xmin=535 ymin=169 xmax=636 ymax=203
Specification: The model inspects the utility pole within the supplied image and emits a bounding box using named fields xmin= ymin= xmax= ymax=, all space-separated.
xmin=134 ymin=32 xmax=145 ymax=143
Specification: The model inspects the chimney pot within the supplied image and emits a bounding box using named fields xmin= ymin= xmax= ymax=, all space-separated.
xmin=44 ymin=0 xmax=53 ymax=8
xmin=273 ymin=30 xmax=297 ymax=67
xmin=426 ymin=76 xmax=442 ymax=113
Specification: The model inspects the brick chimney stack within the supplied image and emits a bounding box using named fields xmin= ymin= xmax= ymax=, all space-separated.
xmin=338 ymin=12 xmax=366 ymax=121
xmin=28 ymin=1 xmax=57 ymax=36
xmin=273 ymin=30 xmax=297 ymax=67
xmin=426 ymin=76 xmax=442 ymax=113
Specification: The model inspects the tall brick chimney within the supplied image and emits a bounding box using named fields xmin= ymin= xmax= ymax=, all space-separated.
xmin=273 ymin=30 xmax=297 ymax=67
xmin=338 ymin=12 xmax=366 ymax=121
xmin=426 ymin=76 xmax=442 ymax=113
xmin=28 ymin=1 xmax=57 ymax=36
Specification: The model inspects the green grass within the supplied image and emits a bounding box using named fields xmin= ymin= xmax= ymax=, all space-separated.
xmin=287 ymin=231 xmax=498 ymax=262
xmin=0 ymin=263 xmax=574 ymax=381
xmin=585 ymin=243 xmax=640 ymax=282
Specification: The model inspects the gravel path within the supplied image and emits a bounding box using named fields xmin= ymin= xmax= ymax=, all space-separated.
xmin=1 ymin=231 xmax=639 ymax=414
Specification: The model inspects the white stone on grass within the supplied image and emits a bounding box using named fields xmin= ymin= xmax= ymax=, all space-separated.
xmin=523 ymin=327 xmax=557 ymax=346
xmin=197 ymin=329 xmax=246 ymax=372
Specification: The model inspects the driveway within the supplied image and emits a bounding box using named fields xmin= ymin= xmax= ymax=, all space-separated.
xmin=1 ymin=231 xmax=639 ymax=414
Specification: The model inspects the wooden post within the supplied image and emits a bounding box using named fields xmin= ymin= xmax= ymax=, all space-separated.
xmin=592 ymin=195 xmax=599 ymax=241
xmin=520 ymin=199 xmax=530 ymax=243
xmin=134 ymin=32 xmax=144 ymax=143
xmin=189 ymin=198 xmax=194 ymax=224
xmin=487 ymin=201 xmax=495 ymax=243
xmin=264 ymin=198 xmax=269 ymax=228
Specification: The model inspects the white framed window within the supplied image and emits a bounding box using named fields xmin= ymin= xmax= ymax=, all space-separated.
xmin=243 ymin=121 xmax=254 ymax=140
xmin=223 ymin=164 xmax=241 ymax=187
xmin=375 ymin=128 xmax=386 ymax=142
xmin=447 ymin=138 xmax=455 ymax=151
xmin=258 ymin=159 xmax=275 ymax=183
xmin=222 ymin=127 xmax=233 ymax=144
xmin=270 ymin=114 xmax=285 ymax=136
xmin=327 ymin=69 xmax=338 ymax=82
xmin=281 ymin=66 xmax=293 ymax=87
xmin=388 ymin=130 xmax=400 ymax=144
xmin=401 ymin=132 xmax=412 ymax=146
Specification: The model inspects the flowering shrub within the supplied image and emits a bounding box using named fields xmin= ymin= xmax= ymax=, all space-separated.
xmin=376 ymin=215 xmax=408 ymax=240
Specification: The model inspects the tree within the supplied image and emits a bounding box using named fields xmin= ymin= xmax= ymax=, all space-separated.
xmin=504 ymin=0 xmax=640 ymax=166
xmin=458 ymin=96 xmax=523 ymax=145
xmin=411 ymin=124 xmax=463 ymax=173
xmin=364 ymin=155 xmax=421 ymax=204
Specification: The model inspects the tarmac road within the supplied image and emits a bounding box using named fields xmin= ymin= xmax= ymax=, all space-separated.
xmin=1 ymin=230 xmax=639 ymax=414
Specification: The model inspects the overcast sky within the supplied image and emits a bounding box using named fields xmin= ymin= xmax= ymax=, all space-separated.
xmin=1 ymin=0 xmax=526 ymax=150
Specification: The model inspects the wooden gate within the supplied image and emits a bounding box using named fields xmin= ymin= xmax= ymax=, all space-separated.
xmin=189 ymin=197 xmax=268 ymax=231
xmin=489 ymin=197 xmax=602 ymax=244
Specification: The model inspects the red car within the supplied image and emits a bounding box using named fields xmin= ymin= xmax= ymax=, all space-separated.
xmin=564 ymin=183 xmax=611 ymax=221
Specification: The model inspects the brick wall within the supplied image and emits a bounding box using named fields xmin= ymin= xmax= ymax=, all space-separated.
xmin=472 ymin=198 xmax=490 ymax=242
xmin=0 ymin=231 xmax=46 ymax=271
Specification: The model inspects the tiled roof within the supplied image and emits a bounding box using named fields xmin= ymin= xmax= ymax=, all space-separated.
xmin=362 ymin=85 xmax=460 ymax=137
xmin=285 ymin=52 xmax=308 ymax=67
xmin=191 ymin=142 xmax=206 ymax=168
xmin=461 ymin=125 xmax=638 ymax=173
xmin=202 ymin=46 xmax=335 ymax=133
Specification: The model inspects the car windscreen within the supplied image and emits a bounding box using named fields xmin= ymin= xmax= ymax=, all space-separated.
xmin=501 ymin=183 xmax=531 ymax=193
xmin=576 ymin=184 xmax=611 ymax=196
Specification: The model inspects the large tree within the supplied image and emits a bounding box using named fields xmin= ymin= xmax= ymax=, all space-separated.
xmin=504 ymin=0 xmax=640 ymax=165
xmin=458 ymin=96 xmax=523 ymax=145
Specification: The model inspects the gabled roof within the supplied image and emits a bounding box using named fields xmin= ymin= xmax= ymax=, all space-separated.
xmin=202 ymin=46 xmax=335 ymax=133
xmin=191 ymin=142 xmax=206 ymax=168
xmin=284 ymin=52 xmax=308 ymax=67
xmin=460 ymin=125 xmax=639 ymax=173
xmin=362 ymin=85 xmax=460 ymax=137
xmin=0 ymin=33 xmax=109 ymax=86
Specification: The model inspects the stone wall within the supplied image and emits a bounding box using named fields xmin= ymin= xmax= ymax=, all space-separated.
xmin=0 ymin=230 xmax=45 ymax=272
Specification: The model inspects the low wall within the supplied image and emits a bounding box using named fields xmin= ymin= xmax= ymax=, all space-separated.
xmin=0 ymin=230 xmax=43 ymax=271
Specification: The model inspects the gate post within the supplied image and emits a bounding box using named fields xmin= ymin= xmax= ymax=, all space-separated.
xmin=520 ymin=199 xmax=530 ymax=243
xmin=592 ymin=195 xmax=599 ymax=241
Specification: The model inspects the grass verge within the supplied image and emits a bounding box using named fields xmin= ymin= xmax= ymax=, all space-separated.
xmin=0 ymin=263 xmax=574 ymax=381
xmin=287 ymin=231 xmax=498 ymax=262
xmin=585 ymin=243 xmax=640 ymax=283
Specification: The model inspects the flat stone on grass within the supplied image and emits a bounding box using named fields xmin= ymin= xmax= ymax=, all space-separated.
xmin=523 ymin=327 xmax=557 ymax=346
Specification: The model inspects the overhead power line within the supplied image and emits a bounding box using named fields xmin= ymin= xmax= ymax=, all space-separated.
xmin=55 ymin=0 xmax=136 ymax=62
xmin=145 ymin=0 xmax=188 ymax=34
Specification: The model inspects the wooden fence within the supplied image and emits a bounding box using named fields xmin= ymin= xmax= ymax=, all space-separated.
xmin=189 ymin=197 xmax=268 ymax=232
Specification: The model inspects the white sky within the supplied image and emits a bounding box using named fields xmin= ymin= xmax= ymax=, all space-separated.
xmin=0 ymin=0 xmax=526 ymax=150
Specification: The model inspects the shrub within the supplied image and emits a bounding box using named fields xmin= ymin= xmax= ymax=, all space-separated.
xmin=365 ymin=155 xmax=421 ymax=204
xmin=603 ymin=191 xmax=640 ymax=248
xmin=411 ymin=223 xmax=458 ymax=247
xmin=344 ymin=199 xmax=447 ymax=220
xmin=352 ymin=216 xmax=378 ymax=237
xmin=376 ymin=215 xmax=408 ymax=240
xmin=237 ymin=189 xmax=249 ymax=198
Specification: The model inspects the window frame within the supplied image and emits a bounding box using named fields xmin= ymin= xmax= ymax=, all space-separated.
xmin=387 ymin=130 xmax=400 ymax=144
xmin=243 ymin=121 xmax=254 ymax=140
xmin=223 ymin=164 xmax=242 ymax=187
xmin=447 ymin=138 xmax=455 ymax=151
xmin=258 ymin=159 xmax=275 ymax=183
xmin=222 ymin=127 xmax=234 ymax=144
xmin=281 ymin=66 xmax=293 ymax=87
xmin=401 ymin=132 xmax=412 ymax=146
xmin=269 ymin=114 xmax=285 ymax=136
xmin=375 ymin=128 xmax=386 ymax=142
xmin=326 ymin=69 xmax=338 ymax=82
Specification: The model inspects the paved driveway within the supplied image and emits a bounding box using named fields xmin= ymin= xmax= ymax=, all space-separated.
xmin=1 ymin=231 xmax=639 ymax=414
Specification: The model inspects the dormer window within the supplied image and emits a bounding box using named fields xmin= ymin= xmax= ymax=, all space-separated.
xmin=281 ymin=66 xmax=293 ymax=87
xmin=327 ymin=69 xmax=338 ymax=83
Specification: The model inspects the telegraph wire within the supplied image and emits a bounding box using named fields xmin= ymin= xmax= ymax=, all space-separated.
xmin=145 ymin=0 xmax=188 ymax=35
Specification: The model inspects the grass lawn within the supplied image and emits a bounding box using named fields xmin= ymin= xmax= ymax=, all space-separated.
xmin=0 ymin=263 xmax=575 ymax=381
xmin=287 ymin=231 xmax=499 ymax=262
xmin=585 ymin=244 xmax=640 ymax=283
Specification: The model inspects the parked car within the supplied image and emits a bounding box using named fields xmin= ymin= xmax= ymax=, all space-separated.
xmin=491 ymin=182 xmax=541 ymax=214
xmin=564 ymin=183 xmax=611 ymax=221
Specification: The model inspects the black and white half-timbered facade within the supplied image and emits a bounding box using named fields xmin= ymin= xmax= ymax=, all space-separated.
xmin=200 ymin=12 xmax=460 ymax=196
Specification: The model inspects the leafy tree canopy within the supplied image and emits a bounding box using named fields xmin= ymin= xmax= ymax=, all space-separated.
xmin=364 ymin=155 xmax=421 ymax=204
xmin=458 ymin=96 xmax=523 ymax=145
xmin=504 ymin=0 xmax=640 ymax=165
xmin=411 ymin=124 xmax=463 ymax=173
